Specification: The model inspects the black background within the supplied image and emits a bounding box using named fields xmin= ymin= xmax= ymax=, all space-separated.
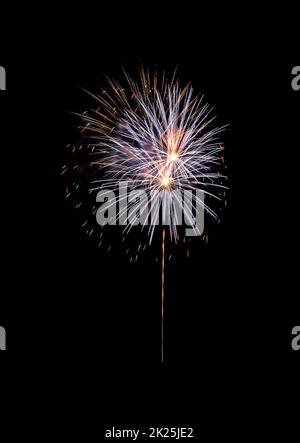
xmin=1 ymin=5 xmax=299 ymax=436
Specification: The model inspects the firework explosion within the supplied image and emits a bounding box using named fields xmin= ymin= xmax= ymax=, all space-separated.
xmin=63 ymin=68 xmax=227 ymax=249
xmin=63 ymin=68 xmax=228 ymax=362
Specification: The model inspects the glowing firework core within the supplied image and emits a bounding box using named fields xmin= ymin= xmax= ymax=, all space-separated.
xmin=168 ymin=152 xmax=179 ymax=162
xmin=161 ymin=175 xmax=173 ymax=188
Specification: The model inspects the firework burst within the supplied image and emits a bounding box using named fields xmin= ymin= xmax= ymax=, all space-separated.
xmin=69 ymin=68 xmax=227 ymax=245
xmin=64 ymin=68 xmax=228 ymax=362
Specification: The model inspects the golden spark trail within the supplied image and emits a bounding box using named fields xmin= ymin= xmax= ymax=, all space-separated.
xmin=161 ymin=227 xmax=166 ymax=363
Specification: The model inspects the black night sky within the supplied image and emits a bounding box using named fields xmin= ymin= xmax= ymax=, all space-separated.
xmin=0 ymin=5 xmax=299 ymax=433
